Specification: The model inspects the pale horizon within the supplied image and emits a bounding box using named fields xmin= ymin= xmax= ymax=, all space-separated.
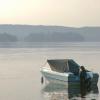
xmin=0 ymin=0 xmax=100 ymax=27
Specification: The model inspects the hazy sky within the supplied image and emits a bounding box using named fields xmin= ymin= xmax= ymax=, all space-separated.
xmin=0 ymin=0 xmax=100 ymax=27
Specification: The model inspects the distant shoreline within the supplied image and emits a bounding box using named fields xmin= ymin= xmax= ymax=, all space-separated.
xmin=0 ymin=25 xmax=100 ymax=42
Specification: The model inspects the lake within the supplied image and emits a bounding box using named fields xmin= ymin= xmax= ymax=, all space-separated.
xmin=0 ymin=42 xmax=99 ymax=100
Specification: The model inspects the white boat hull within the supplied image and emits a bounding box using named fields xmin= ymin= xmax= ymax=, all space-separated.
xmin=41 ymin=68 xmax=99 ymax=86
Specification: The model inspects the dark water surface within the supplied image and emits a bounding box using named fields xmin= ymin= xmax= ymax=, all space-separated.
xmin=0 ymin=42 xmax=99 ymax=100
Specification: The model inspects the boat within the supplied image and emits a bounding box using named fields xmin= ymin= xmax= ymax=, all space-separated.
xmin=40 ymin=59 xmax=99 ymax=85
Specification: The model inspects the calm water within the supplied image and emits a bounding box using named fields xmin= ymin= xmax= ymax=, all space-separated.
xmin=0 ymin=42 xmax=100 ymax=100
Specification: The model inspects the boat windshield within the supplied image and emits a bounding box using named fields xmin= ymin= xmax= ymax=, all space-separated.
xmin=47 ymin=59 xmax=80 ymax=75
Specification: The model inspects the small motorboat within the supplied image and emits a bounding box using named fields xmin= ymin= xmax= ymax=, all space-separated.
xmin=40 ymin=59 xmax=99 ymax=86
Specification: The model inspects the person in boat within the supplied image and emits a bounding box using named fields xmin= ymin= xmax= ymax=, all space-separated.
xmin=80 ymin=66 xmax=93 ymax=90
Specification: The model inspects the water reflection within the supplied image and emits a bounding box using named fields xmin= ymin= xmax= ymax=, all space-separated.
xmin=42 ymin=83 xmax=99 ymax=100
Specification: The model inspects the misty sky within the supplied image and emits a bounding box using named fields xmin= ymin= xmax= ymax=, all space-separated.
xmin=0 ymin=0 xmax=100 ymax=27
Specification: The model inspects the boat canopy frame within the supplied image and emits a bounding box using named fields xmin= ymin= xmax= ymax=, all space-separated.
xmin=47 ymin=59 xmax=80 ymax=75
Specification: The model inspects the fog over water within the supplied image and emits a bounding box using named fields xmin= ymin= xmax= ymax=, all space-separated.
xmin=0 ymin=42 xmax=99 ymax=100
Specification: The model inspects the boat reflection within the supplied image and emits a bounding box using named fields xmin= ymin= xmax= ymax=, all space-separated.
xmin=42 ymin=83 xmax=99 ymax=100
